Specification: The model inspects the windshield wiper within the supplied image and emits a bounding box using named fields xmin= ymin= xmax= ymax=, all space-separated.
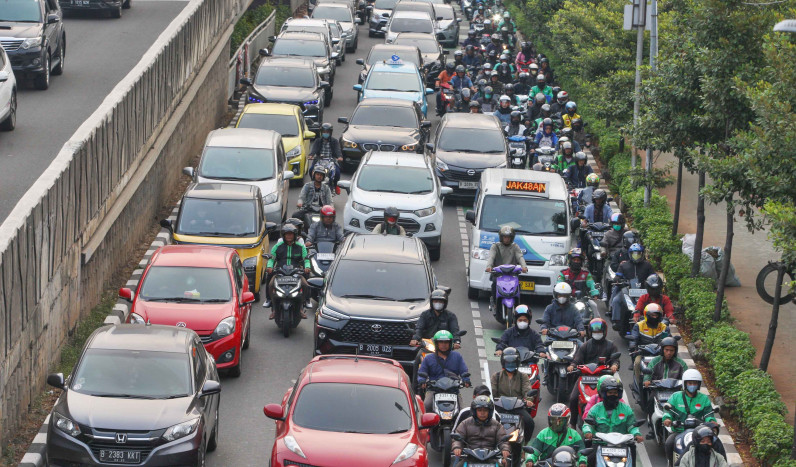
xmin=407 ymin=190 xmax=432 ymax=194
xmin=373 ymin=88 xmax=411 ymax=92
xmin=230 ymin=232 xmax=257 ymax=237
xmin=443 ymin=148 xmax=481 ymax=153
xmin=163 ymin=394 xmax=190 ymax=399
xmin=209 ymin=176 xmax=255 ymax=181
xmin=386 ymin=429 xmax=410 ymax=434
xmin=340 ymin=294 xmax=395 ymax=300
xmin=146 ymin=297 xmax=198 ymax=302
xmin=92 ymin=393 xmax=157 ymax=399
xmin=199 ymin=298 xmax=230 ymax=303
xmin=394 ymin=297 xmax=425 ymax=302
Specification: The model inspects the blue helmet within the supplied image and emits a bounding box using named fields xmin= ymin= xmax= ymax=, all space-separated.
xmin=629 ymin=243 xmax=644 ymax=263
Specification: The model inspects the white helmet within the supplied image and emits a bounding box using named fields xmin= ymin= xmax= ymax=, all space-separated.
xmin=499 ymin=94 xmax=511 ymax=103
xmin=682 ymin=369 xmax=703 ymax=392
xmin=554 ymin=282 xmax=572 ymax=296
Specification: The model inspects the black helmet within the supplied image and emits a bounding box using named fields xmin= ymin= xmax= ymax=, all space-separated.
xmin=430 ymin=288 xmax=449 ymax=309
xmin=384 ymin=206 xmax=400 ymax=223
xmin=504 ymin=83 xmax=514 ymax=92
xmin=542 ymin=117 xmax=553 ymax=128
xmin=468 ymin=29 xmax=475 ymax=37
xmin=540 ymin=57 xmax=549 ymax=64
xmin=472 ymin=384 xmax=491 ymax=397
xmin=500 ymin=347 xmax=520 ymax=372
xmin=469 ymin=100 xmax=481 ymax=109
xmin=549 ymin=446 xmax=577 ymax=467
xmin=694 ymin=424 xmax=715 ymax=447
xmin=445 ymin=61 xmax=455 ymax=72
xmin=455 ymin=64 xmax=465 ymax=74
xmin=622 ymin=230 xmax=639 ymax=249
xmin=598 ymin=375 xmax=623 ymax=401
xmin=660 ymin=336 xmax=678 ymax=351
xmin=470 ymin=395 xmax=495 ymax=425
xmin=465 ymin=44 xmax=474 ymax=53
xmin=281 ymin=223 xmax=298 ymax=240
xmin=498 ymin=225 xmax=515 ymax=242
xmin=311 ymin=165 xmax=328 ymax=180
xmin=510 ymin=110 xmax=521 ymax=123
xmin=521 ymin=41 xmax=530 ymax=50
xmin=571 ymin=117 xmax=583 ymax=128
xmin=593 ymin=189 xmax=607 ymax=203
xmin=320 ymin=122 xmax=333 ymax=134
xmin=611 ymin=213 xmax=626 ymax=227
xmin=646 ymin=273 xmax=663 ymax=295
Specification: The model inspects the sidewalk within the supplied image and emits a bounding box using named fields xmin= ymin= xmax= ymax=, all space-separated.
xmin=656 ymin=151 xmax=796 ymax=422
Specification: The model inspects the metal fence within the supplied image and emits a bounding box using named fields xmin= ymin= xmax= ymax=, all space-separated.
xmin=228 ymin=10 xmax=276 ymax=99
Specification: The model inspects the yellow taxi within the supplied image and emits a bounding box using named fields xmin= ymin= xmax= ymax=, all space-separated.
xmin=161 ymin=183 xmax=277 ymax=300
xmin=236 ymin=103 xmax=316 ymax=186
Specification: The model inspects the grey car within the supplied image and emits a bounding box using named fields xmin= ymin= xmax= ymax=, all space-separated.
xmin=312 ymin=2 xmax=361 ymax=52
xmin=265 ymin=32 xmax=337 ymax=102
xmin=281 ymin=18 xmax=345 ymax=65
xmin=368 ymin=0 xmax=398 ymax=37
xmin=433 ymin=4 xmax=461 ymax=47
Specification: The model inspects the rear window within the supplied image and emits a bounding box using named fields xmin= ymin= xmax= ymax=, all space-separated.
xmin=390 ymin=17 xmax=433 ymax=34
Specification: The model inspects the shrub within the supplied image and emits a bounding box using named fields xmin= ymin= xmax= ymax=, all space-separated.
xmin=750 ymin=411 xmax=794 ymax=465
xmin=661 ymin=253 xmax=691 ymax=298
xmin=678 ymin=277 xmax=721 ymax=337
xmin=703 ymin=325 xmax=755 ymax=394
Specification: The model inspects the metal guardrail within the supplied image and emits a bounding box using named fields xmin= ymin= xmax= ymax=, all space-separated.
xmin=228 ymin=10 xmax=276 ymax=99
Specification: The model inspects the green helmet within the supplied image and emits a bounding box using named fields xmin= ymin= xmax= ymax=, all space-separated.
xmin=432 ymin=330 xmax=454 ymax=345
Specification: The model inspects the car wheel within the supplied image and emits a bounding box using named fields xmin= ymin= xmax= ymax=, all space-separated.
xmin=467 ymin=285 xmax=479 ymax=300
xmin=242 ymin=320 xmax=251 ymax=350
xmin=196 ymin=439 xmax=206 ymax=467
xmin=0 ymin=90 xmax=16 ymax=132
xmin=52 ymin=40 xmax=65 ymax=76
xmin=33 ymin=53 xmax=50 ymax=90
xmin=227 ymin=346 xmax=242 ymax=377
xmin=111 ymin=1 xmax=122 ymax=17
xmin=122 ymin=0 xmax=131 ymax=8
xmin=368 ymin=30 xmax=375 ymax=37
xmin=207 ymin=409 xmax=219 ymax=452
xmin=429 ymin=245 xmax=441 ymax=261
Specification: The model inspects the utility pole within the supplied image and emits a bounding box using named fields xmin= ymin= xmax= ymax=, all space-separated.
xmin=631 ymin=0 xmax=646 ymax=169
xmin=643 ymin=0 xmax=658 ymax=206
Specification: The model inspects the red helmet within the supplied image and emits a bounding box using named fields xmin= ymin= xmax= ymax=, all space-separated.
xmin=320 ymin=205 xmax=336 ymax=218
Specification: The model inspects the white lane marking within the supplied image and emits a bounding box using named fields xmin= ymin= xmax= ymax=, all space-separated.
xmin=637 ymin=442 xmax=654 ymax=467
xmin=21 ymin=453 xmax=42 ymax=464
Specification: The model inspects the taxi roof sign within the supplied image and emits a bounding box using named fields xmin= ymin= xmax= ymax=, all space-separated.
xmin=502 ymin=179 xmax=549 ymax=197
xmin=385 ymin=55 xmax=403 ymax=65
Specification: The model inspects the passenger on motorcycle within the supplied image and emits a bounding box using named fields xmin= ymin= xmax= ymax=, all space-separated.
xmin=578 ymin=173 xmax=600 ymax=206
xmin=610 ymin=243 xmax=655 ymax=325
xmin=558 ymin=128 xmax=582 ymax=152
xmin=562 ymin=101 xmax=581 ymax=128
xmin=554 ymin=142 xmax=576 ymax=173
xmin=453 ymin=49 xmax=465 ymax=68
xmin=371 ymin=206 xmax=406 ymax=236
xmin=541 ymin=283 xmax=586 ymax=337
xmin=633 ymin=273 xmax=675 ymax=323
xmin=630 ymin=304 xmax=670 ymax=385
xmin=679 ymin=425 xmax=728 ymax=467
xmin=463 ymin=44 xmax=482 ymax=69
xmin=550 ymin=90 xmax=569 ymax=116
xmin=436 ymin=62 xmax=456 ymax=116
xmin=525 ymin=405 xmax=587 ymax=467
xmin=494 ymin=54 xmax=515 ymax=84
xmin=529 ymin=74 xmax=554 ymax=102
xmin=452 ymin=396 xmax=511 ymax=466
xmin=475 ymin=63 xmax=493 ymax=84
xmin=609 ymin=230 xmax=639 ymax=271
xmin=418 ymin=330 xmax=471 ymax=411
xmin=462 ymin=30 xmax=480 ymax=48
xmin=503 ymin=83 xmax=520 ymax=107
xmin=457 ymin=88 xmax=474 ymax=112
xmin=294 ymin=166 xmax=333 ymax=222
xmin=453 ymin=385 xmax=497 ymax=428
xmin=264 ymin=224 xmax=311 ymax=318
xmin=663 ymin=370 xmax=717 ymax=462
xmin=488 ymin=70 xmax=504 ymax=95
xmin=566 ymin=318 xmax=620 ymax=424
xmin=493 ymin=95 xmax=513 ymax=124
xmin=571 ymin=117 xmax=587 ymax=147
xmin=600 ymin=213 xmax=627 ymax=255
xmin=504 ymin=110 xmax=528 ymax=137
xmin=557 ymin=248 xmax=600 ymax=298
xmin=485 ymin=34 xmax=503 ymax=58
xmin=534 ymin=104 xmax=557 ymax=131
xmin=469 ymin=100 xmax=483 ymax=113
xmin=514 ymin=71 xmax=532 ymax=95
xmin=491 ymin=347 xmax=536 ymax=440
xmin=534 ymin=118 xmax=558 ymax=149
xmin=306 ymin=205 xmax=344 ymax=248
xmin=411 ymin=288 xmax=461 ymax=349
xmin=527 ymin=92 xmax=547 ymax=121
xmin=539 ymin=57 xmax=555 ymax=84
xmin=582 ymin=376 xmax=644 ymax=463
xmin=582 ymin=189 xmax=613 ymax=224
xmin=565 ymin=152 xmax=594 ymax=188
xmin=308 ymin=123 xmax=342 ymax=192
xmin=486 ymin=226 xmax=528 ymax=300
xmin=495 ymin=305 xmax=547 ymax=356
xmin=515 ymin=42 xmax=534 ymax=69
xmin=582 ymin=374 xmax=627 ymax=421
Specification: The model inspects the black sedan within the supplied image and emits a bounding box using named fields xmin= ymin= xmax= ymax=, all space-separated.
xmin=46 ymin=324 xmax=221 ymax=466
xmin=338 ymin=98 xmax=431 ymax=167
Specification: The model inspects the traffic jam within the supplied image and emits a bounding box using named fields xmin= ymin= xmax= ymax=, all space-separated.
xmin=40 ymin=0 xmax=726 ymax=466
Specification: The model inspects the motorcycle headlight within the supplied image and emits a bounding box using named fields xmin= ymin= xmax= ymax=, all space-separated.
xmin=508 ymin=430 xmax=519 ymax=442
xmin=549 ymin=254 xmax=567 ymax=266
xmin=472 ymin=247 xmax=490 ymax=260
xmin=575 ymin=301 xmax=586 ymax=311
xmin=320 ymin=306 xmax=349 ymax=321
xmin=214 ymin=316 xmax=236 ymax=337
xmin=20 ymin=37 xmax=42 ymax=50
xmin=286 ymin=146 xmax=302 ymax=159
xmin=401 ymin=142 xmax=418 ymax=151
xmin=242 ymin=256 xmax=258 ymax=273
xmin=53 ymin=413 xmax=81 ymax=438
xmin=392 ymin=443 xmax=419 ymax=465
xmin=414 ymin=206 xmax=436 ymax=217
xmin=284 ymin=435 xmax=307 ymax=459
xmin=264 ymin=192 xmax=278 ymax=205
xmin=342 ymin=138 xmax=358 ymax=149
xmin=129 ymin=312 xmax=146 ymax=325
xmin=162 ymin=418 xmax=199 ymax=442
xmin=352 ymin=201 xmax=373 ymax=214
xmin=436 ymin=159 xmax=448 ymax=172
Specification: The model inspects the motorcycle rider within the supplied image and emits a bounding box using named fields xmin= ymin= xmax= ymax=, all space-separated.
xmin=371 ymin=206 xmax=406 ymax=235
xmin=476 ymin=85 xmax=499 ymax=113
xmin=488 ymin=70 xmax=505 ymax=95
xmin=476 ymin=63 xmax=493 ymax=84
xmin=503 ymin=83 xmax=520 ymax=107
xmin=679 ymin=425 xmax=728 ymax=467
xmin=504 ymin=110 xmax=528 ymax=137
xmin=610 ymin=230 xmax=639 ymax=271
xmin=410 ymin=289 xmax=461 ymax=349
xmin=486 ymin=226 xmax=528 ymax=307
xmin=534 ymin=118 xmax=558 ymax=149
xmin=559 ymin=128 xmax=582 ymax=152
xmin=452 ymin=396 xmax=511 ymax=467
xmin=469 ymin=100 xmax=483 ymax=114
xmin=264 ymin=224 xmax=311 ymax=318
xmin=494 ymin=54 xmax=515 ymax=84
xmin=308 ymin=123 xmax=342 ymax=192
xmin=453 ymin=385 xmax=497 ymax=428
xmin=539 ymin=57 xmax=555 ymax=84
xmin=582 ymin=376 xmax=644 ymax=464
xmin=305 ymin=205 xmax=344 ymax=248
xmin=435 ymin=62 xmax=456 ymax=116
xmin=294 ymin=166 xmax=333 ymax=226
xmin=515 ymin=42 xmax=534 ymax=69
xmin=498 ymin=11 xmax=516 ymax=33
xmin=630 ymin=303 xmax=670 ymax=389
xmin=495 ymin=305 xmax=547 ymax=357
xmin=578 ymin=173 xmax=600 ymax=206
xmin=583 ymin=189 xmax=612 ymax=224
xmin=582 ymin=374 xmax=628 ymax=421
xmin=463 ymin=44 xmax=482 ymax=69
xmin=525 ymin=404 xmax=587 ymax=467
xmin=491 ymin=347 xmax=536 ymax=441
xmin=514 ymin=71 xmax=532 ymax=95
xmin=529 ymin=74 xmax=553 ymax=102
xmin=527 ymin=92 xmax=547 ymax=121
xmin=485 ymin=34 xmax=503 ymax=58
xmin=634 ymin=273 xmax=675 ymax=323
xmin=452 ymin=49 xmax=465 ymax=68
xmin=493 ymin=95 xmax=513 ymax=125
xmin=554 ymin=141 xmax=576 ymax=174
xmin=600 ymin=213 xmax=627 ymax=255
xmin=557 ymin=248 xmax=600 ymax=298
xmin=550 ymin=90 xmax=569 ymax=116
xmin=541 ymin=283 xmax=586 ymax=337
xmin=562 ymin=101 xmax=581 ymax=128
xmin=663 ymin=370 xmax=717 ymax=462
xmin=451 ymin=65 xmax=474 ymax=92
xmin=457 ymin=88 xmax=474 ymax=112
xmin=462 ymin=29 xmax=480 ymax=48
xmin=565 ymin=152 xmax=594 ymax=188
xmin=610 ymin=243 xmax=655 ymax=327
xmin=571 ymin=117 xmax=587 ymax=148
xmin=418 ymin=330 xmax=471 ymax=411
xmin=642 ymin=336 xmax=687 ymax=411
xmin=566 ymin=318 xmax=620 ymax=425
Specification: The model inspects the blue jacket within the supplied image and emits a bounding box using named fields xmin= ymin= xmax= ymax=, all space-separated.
xmin=584 ymin=202 xmax=612 ymax=224
xmin=535 ymin=130 xmax=558 ymax=148
xmin=541 ymin=301 xmax=585 ymax=332
xmin=462 ymin=54 xmax=482 ymax=69
xmin=418 ymin=352 xmax=470 ymax=383
xmin=566 ymin=163 xmax=594 ymax=188
xmin=451 ymin=75 xmax=473 ymax=91
xmin=496 ymin=326 xmax=546 ymax=353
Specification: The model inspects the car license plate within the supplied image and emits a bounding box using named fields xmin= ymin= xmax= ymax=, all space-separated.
xmin=519 ymin=280 xmax=535 ymax=291
xmin=499 ymin=414 xmax=520 ymax=424
xmin=99 ymin=450 xmax=140 ymax=464
xmin=458 ymin=181 xmax=479 ymax=189
xmin=316 ymin=253 xmax=335 ymax=261
xmin=551 ymin=340 xmax=575 ymax=350
xmin=358 ymin=343 xmax=392 ymax=356
xmin=601 ymin=447 xmax=627 ymax=457
xmin=435 ymin=393 xmax=458 ymax=401
xmin=628 ymin=288 xmax=646 ymax=298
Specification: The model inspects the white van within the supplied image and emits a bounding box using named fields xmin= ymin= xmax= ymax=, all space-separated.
xmin=465 ymin=169 xmax=577 ymax=298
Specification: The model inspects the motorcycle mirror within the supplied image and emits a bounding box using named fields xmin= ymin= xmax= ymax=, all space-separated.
xmin=461 ymin=372 xmax=471 ymax=379
xmin=418 ymin=371 xmax=429 ymax=379
xmin=611 ymin=352 xmax=622 ymax=360
xmin=642 ymin=366 xmax=653 ymax=375
xmin=307 ymin=277 xmax=324 ymax=289
xmin=457 ymin=330 xmax=468 ymax=337
xmin=535 ymin=318 xmax=544 ymax=324
xmin=437 ymin=285 xmax=452 ymax=295
xmin=500 ymin=434 xmax=512 ymax=442
xmin=634 ymin=420 xmax=646 ymax=427
xmin=526 ymin=389 xmax=538 ymax=397
xmin=522 ymin=446 xmax=539 ymax=454
xmin=674 ymin=335 xmax=682 ymax=341
xmin=580 ymin=448 xmax=594 ymax=457
xmin=261 ymin=253 xmax=272 ymax=259
xmin=570 ymin=218 xmax=581 ymax=231
xmin=491 ymin=337 xmax=501 ymax=344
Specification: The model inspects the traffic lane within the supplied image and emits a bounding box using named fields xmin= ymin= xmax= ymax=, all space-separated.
xmin=0 ymin=0 xmax=189 ymax=221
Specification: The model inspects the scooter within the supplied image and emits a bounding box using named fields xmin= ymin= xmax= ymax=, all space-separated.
xmin=582 ymin=221 xmax=610 ymax=283
xmin=308 ymin=240 xmax=338 ymax=301
xmin=572 ymin=290 xmax=597 ymax=327
xmin=296 ymin=205 xmax=322 ymax=234
xmin=493 ymin=390 xmax=538 ymax=466
xmin=571 ymin=353 xmax=620 ymax=426
xmin=627 ymin=333 xmax=679 ymax=413
xmin=665 ymin=410 xmax=721 ymax=467
xmin=644 ymin=378 xmax=681 ymax=446
xmin=490 ymin=264 xmax=523 ymax=328
xmin=420 ymin=370 xmax=470 ymax=467
xmin=612 ymin=279 xmax=645 ymax=337
xmin=587 ymin=422 xmax=644 ymax=467
xmin=451 ymin=433 xmax=512 ymax=467
xmin=534 ymin=146 xmax=557 ymax=171
xmin=523 ymin=446 xmax=593 ymax=467
xmin=537 ymin=320 xmax=580 ymax=403
xmin=269 ymin=263 xmax=307 ymax=338
xmin=516 ymin=346 xmax=542 ymax=417
xmin=507 ymin=135 xmax=528 ymax=169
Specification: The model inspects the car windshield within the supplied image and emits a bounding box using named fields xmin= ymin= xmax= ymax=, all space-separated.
xmin=0 ymin=0 xmax=41 ymax=22
xmin=237 ymin=113 xmax=300 ymax=137
xmin=395 ymin=37 xmax=437 ymax=54
xmin=366 ymin=71 xmax=421 ymax=92
xmin=357 ymin=166 xmax=433 ymax=194
xmin=138 ymin=266 xmax=232 ymax=302
xmin=312 ymin=5 xmax=351 ymax=22
xmin=331 ymin=260 xmax=429 ymax=300
xmin=292 ymin=383 xmax=413 ymax=434
xmin=255 ymin=65 xmax=316 ymax=88
xmin=71 ymin=349 xmax=193 ymax=399
xmin=177 ymin=198 xmax=258 ymax=237
xmin=273 ymin=39 xmax=327 ymax=57
xmin=374 ymin=0 xmax=398 ymax=8
xmin=390 ymin=17 xmax=433 ymax=33
xmin=199 ymin=147 xmax=276 ymax=181
xmin=480 ymin=195 xmax=568 ymax=236
xmin=351 ymin=105 xmax=417 ymax=127
xmin=438 ymin=127 xmax=505 ymax=153
xmin=368 ymin=49 xmax=420 ymax=67
xmin=436 ymin=7 xmax=454 ymax=19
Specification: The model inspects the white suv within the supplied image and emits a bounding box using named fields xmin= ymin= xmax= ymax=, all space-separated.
xmin=338 ymin=151 xmax=451 ymax=260
xmin=0 ymin=45 xmax=16 ymax=132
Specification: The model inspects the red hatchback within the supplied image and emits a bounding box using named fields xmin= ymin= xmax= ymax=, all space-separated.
xmin=263 ymin=355 xmax=440 ymax=467
xmin=119 ymin=245 xmax=254 ymax=377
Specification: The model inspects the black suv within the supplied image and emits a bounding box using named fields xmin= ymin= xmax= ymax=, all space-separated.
xmin=0 ymin=0 xmax=65 ymax=90
xmin=313 ymin=234 xmax=444 ymax=370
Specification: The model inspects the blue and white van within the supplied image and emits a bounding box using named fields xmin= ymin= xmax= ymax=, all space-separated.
xmin=465 ymin=169 xmax=576 ymax=298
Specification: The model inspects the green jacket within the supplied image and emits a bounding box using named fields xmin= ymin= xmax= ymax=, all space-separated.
xmin=266 ymin=241 xmax=310 ymax=269
xmin=529 ymin=84 xmax=554 ymax=101
xmin=662 ymin=391 xmax=716 ymax=431
xmin=582 ymin=401 xmax=641 ymax=437
xmin=554 ymin=154 xmax=576 ymax=174
xmin=525 ymin=427 xmax=587 ymax=465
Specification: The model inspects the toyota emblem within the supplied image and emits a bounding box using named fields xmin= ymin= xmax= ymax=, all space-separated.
xmin=115 ymin=433 xmax=128 ymax=444
xmin=467 ymin=169 xmax=476 ymax=176
xmin=371 ymin=324 xmax=383 ymax=332
xmin=176 ymin=322 xmax=187 ymax=328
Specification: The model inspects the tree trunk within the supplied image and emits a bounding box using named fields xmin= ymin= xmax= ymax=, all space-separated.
xmin=672 ymin=157 xmax=683 ymax=238
xmin=759 ymin=263 xmax=786 ymax=372
xmin=792 ymin=404 xmax=796 ymax=460
xmin=690 ymin=171 xmax=706 ymax=278
xmin=714 ymin=198 xmax=733 ymax=321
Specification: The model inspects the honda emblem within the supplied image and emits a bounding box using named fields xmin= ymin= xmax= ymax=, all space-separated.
xmin=115 ymin=433 xmax=128 ymax=444
xmin=467 ymin=169 xmax=475 ymax=176
xmin=371 ymin=324 xmax=383 ymax=332
xmin=176 ymin=322 xmax=187 ymax=328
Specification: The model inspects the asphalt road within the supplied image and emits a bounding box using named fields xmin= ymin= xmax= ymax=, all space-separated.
xmin=207 ymin=14 xmax=669 ymax=467
xmin=0 ymin=0 xmax=189 ymax=221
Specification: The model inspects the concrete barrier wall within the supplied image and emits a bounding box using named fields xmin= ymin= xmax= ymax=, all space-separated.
xmin=0 ymin=0 xmax=251 ymax=445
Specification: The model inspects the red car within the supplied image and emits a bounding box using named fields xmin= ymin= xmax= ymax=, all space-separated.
xmin=119 ymin=245 xmax=254 ymax=377
xmin=263 ymin=355 xmax=441 ymax=466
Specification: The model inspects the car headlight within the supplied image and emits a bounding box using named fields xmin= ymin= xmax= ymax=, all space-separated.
xmin=549 ymin=254 xmax=567 ymax=266
xmin=472 ymin=247 xmax=490 ymax=260
xmin=162 ymin=418 xmax=199 ymax=442
xmin=342 ymin=138 xmax=358 ymax=149
xmin=320 ymin=306 xmax=349 ymax=321
xmin=414 ymin=206 xmax=436 ymax=217
xmin=352 ymin=201 xmax=373 ymax=214
xmin=401 ymin=143 xmax=418 ymax=151
xmin=286 ymin=146 xmax=302 ymax=159
xmin=264 ymin=192 xmax=278 ymax=205
xmin=242 ymin=256 xmax=258 ymax=272
xmin=129 ymin=312 xmax=146 ymax=325
xmin=20 ymin=37 xmax=42 ymax=50
xmin=303 ymin=99 xmax=319 ymax=107
xmin=392 ymin=443 xmax=419 ymax=465
xmin=53 ymin=413 xmax=81 ymax=438
xmin=214 ymin=316 xmax=236 ymax=337
xmin=284 ymin=435 xmax=307 ymax=459
xmin=436 ymin=159 xmax=448 ymax=172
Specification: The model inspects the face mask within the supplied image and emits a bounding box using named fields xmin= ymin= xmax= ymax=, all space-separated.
xmin=631 ymin=252 xmax=642 ymax=261
xmin=592 ymin=332 xmax=604 ymax=341
xmin=557 ymin=296 xmax=568 ymax=305
xmin=686 ymin=383 xmax=699 ymax=394
xmin=504 ymin=363 xmax=518 ymax=372
xmin=516 ymin=321 xmax=529 ymax=330
xmin=647 ymin=316 xmax=661 ymax=326
xmin=322 ymin=133 xmax=330 ymax=139
xmin=603 ymin=394 xmax=619 ymax=409
xmin=432 ymin=302 xmax=445 ymax=311
xmin=613 ymin=225 xmax=622 ymax=231
xmin=697 ymin=443 xmax=712 ymax=454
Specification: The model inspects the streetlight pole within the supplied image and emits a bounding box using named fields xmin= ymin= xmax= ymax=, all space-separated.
xmin=631 ymin=0 xmax=646 ymax=169
xmin=643 ymin=0 xmax=658 ymax=206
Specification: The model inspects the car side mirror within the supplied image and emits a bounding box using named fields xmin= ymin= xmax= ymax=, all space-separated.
xmin=263 ymin=403 xmax=285 ymax=420
xmin=440 ymin=186 xmax=453 ymax=198
xmin=425 ymin=88 xmax=435 ymax=95
xmin=241 ymin=291 xmax=256 ymax=304
xmin=47 ymin=373 xmax=65 ymax=389
xmin=308 ymin=277 xmax=325 ymax=289
xmin=201 ymin=380 xmax=221 ymax=396
xmin=119 ymin=287 xmax=134 ymax=303
xmin=356 ymin=58 xmax=365 ymax=65
xmin=570 ymin=218 xmax=581 ymax=231
xmin=337 ymin=180 xmax=351 ymax=193
xmin=442 ymin=50 xmax=449 ymax=55
xmin=239 ymin=77 xmax=252 ymax=86
xmin=457 ymin=18 xmax=462 ymax=22
xmin=353 ymin=84 xmax=363 ymax=92
xmin=259 ymin=48 xmax=270 ymax=57
xmin=355 ymin=17 xmax=363 ymax=24
xmin=419 ymin=412 xmax=440 ymax=428
xmin=331 ymin=52 xmax=340 ymax=60
xmin=47 ymin=13 xmax=58 ymax=24
xmin=338 ymin=117 xmax=349 ymax=124
xmin=182 ymin=167 xmax=194 ymax=178
xmin=266 ymin=222 xmax=278 ymax=233
xmin=465 ymin=210 xmax=475 ymax=224
xmin=457 ymin=330 xmax=467 ymax=337
xmin=320 ymin=81 xmax=331 ymax=89
xmin=283 ymin=170 xmax=295 ymax=179
xmin=0 ymin=71 xmax=9 ymax=83
xmin=160 ymin=219 xmax=173 ymax=233
xmin=305 ymin=131 xmax=316 ymax=140
xmin=421 ymin=120 xmax=432 ymax=128
xmin=332 ymin=38 xmax=341 ymax=44
xmin=425 ymin=142 xmax=435 ymax=152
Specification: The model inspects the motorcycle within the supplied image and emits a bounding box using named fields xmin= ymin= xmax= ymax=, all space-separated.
xmin=440 ymin=81 xmax=459 ymax=114
xmin=490 ymin=264 xmax=523 ymax=327
xmin=308 ymin=240 xmax=338 ymax=300
xmin=523 ymin=446 xmax=593 ymax=467
xmin=312 ymin=156 xmax=339 ymax=193
xmin=627 ymin=334 xmax=676 ymax=411
xmin=533 ymin=146 xmax=557 ymax=171
xmin=664 ymin=409 xmax=722 ymax=467
xmin=420 ymin=370 xmax=470 ymax=467
xmin=586 ymin=423 xmax=644 ymax=467
xmin=582 ymin=221 xmax=610 ymax=283
xmin=507 ymin=135 xmax=528 ymax=169
xmin=569 ymin=187 xmax=585 ymax=217
xmin=643 ymin=377 xmax=681 ymax=446
xmin=296 ymin=205 xmax=322 ymax=233
xmin=269 ymin=263 xmax=307 ymax=338
xmin=571 ymin=290 xmax=597 ymax=327
xmin=571 ymin=354 xmax=620 ymax=426
xmin=451 ymin=433 xmax=512 ymax=467
xmin=537 ymin=320 xmax=580 ymax=403
xmin=493 ymin=390 xmax=538 ymax=466
xmin=612 ymin=278 xmax=645 ymax=337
